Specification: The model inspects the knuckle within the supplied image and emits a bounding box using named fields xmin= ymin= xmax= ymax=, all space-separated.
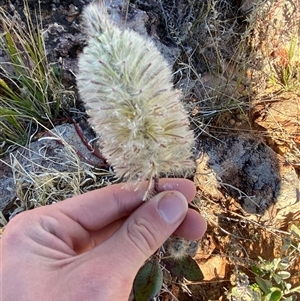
xmin=126 ymin=216 xmax=158 ymax=257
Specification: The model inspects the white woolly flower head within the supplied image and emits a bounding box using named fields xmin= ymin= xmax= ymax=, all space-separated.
xmin=77 ymin=2 xmax=195 ymax=198
xmin=164 ymin=237 xmax=199 ymax=259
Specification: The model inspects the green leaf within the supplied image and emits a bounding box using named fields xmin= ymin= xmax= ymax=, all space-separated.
xmin=231 ymin=287 xmax=261 ymax=301
xmin=273 ymin=274 xmax=282 ymax=284
xmin=252 ymin=265 xmax=265 ymax=276
xmin=162 ymin=255 xmax=203 ymax=281
xmin=290 ymin=284 xmax=300 ymax=293
xmin=255 ymin=277 xmax=272 ymax=294
xmin=282 ymin=296 xmax=297 ymax=301
xmin=264 ymin=288 xmax=282 ymax=301
xmin=277 ymin=271 xmax=291 ymax=280
xmin=273 ymin=270 xmax=290 ymax=285
xmin=133 ymin=259 xmax=163 ymax=301
xmin=278 ymin=260 xmax=289 ymax=271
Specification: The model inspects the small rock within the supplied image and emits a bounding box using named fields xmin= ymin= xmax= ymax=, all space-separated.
xmin=0 ymin=159 xmax=16 ymax=212
xmin=198 ymin=255 xmax=227 ymax=281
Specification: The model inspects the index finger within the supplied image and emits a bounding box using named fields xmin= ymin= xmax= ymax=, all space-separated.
xmin=55 ymin=178 xmax=196 ymax=231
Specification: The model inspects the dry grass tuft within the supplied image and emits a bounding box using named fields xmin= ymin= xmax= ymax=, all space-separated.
xmin=1 ymin=124 xmax=115 ymax=220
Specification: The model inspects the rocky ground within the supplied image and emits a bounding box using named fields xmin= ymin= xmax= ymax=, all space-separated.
xmin=1 ymin=0 xmax=300 ymax=300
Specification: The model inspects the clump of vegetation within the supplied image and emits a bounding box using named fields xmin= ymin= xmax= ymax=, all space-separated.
xmin=245 ymin=0 xmax=300 ymax=93
xmin=227 ymin=224 xmax=300 ymax=301
xmin=0 ymin=1 xmax=73 ymax=155
xmin=241 ymin=0 xmax=300 ymax=167
xmin=0 ymin=1 xmax=113 ymax=217
xmin=3 ymin=133 xmax=114 ymax=218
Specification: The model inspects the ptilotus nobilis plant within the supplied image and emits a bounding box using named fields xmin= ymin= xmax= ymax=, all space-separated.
xmin=77 ymin=1 xmax=195 ymax=199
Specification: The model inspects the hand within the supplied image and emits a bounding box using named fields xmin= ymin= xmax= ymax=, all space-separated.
xmin=1 ymin=178 xmax=206 ymax=301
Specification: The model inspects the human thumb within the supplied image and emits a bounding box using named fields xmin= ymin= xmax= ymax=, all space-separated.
xmin=110 ymin=190 xmax=188 ymax=274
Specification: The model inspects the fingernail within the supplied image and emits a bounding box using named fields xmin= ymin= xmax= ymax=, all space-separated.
xmin=158 ymin=192 xmax=188 ymax=224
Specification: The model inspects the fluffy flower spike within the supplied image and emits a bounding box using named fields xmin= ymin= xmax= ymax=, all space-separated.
xmin=77 ymin=2 xmax=195 ymax=199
